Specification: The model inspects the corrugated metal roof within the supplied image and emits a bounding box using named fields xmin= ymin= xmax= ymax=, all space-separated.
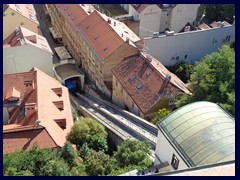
xmin=158 ymin=101 xmax=235 ymax=167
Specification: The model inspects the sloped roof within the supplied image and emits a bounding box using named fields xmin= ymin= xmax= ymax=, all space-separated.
xmin=3 ymin=67 xmax=73 ymax=153
xmin=112 ymin=52 xmax=191 ymax=114
xmin=55 ymin=4 xmax=88 ymax=29
xmin=77 ymin=10 xmax=125 ymax=60
xmin=3 ymin=26 xmax=52 ymax=53
xmin=131 ymin=4 xmax=151 ymax=13
xmin=158 ymin=101 xmax=235 ymax=167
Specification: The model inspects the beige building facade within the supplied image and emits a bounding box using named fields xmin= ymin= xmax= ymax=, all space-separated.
xmin=47 ymin=4 xmax=139 ymax=96
xmin=3 ymin=4 xmax=39 ymax=40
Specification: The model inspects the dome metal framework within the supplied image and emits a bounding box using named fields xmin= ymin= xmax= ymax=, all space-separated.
xmin=157 ymin=101 xmax=235 ymax=167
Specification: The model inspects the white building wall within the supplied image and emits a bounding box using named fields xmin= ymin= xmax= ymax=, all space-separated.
xmin=139 ymin=5 xmax=161 ymax=38
xmin=155 ymin=130 xmax=189 ymax=170
xmin=4 ymin=45 xmax=54 ymax=76
xmin=159 ymin=9 xmax=171 ymax=32
xmin=169 ymin=4 xmax=200 ymax=33
xmin=129 ymin=5 xmax=140 ymax=21
xmin=144 ymin=25 xmax=235 ymax=66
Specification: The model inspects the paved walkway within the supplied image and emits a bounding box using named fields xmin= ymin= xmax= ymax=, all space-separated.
xmin=34 ymin=4 xmax=60 ymax=64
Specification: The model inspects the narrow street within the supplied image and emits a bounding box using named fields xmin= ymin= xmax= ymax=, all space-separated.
xmin=34 ymin=4 xmax=60 ymax=64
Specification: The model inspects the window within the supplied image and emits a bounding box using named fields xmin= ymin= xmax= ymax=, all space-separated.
xmin=171 ymin=154 xmax=179 ymax=170
xmin=176 ymin=56 xmax=179 ymax=61
xmin=184 ymin=55 xmax=188 ymax=59
xmin=136 ymin=83 xmax=143 ymax=90
xmin=129 ymin=74 xmax=136 ymax=81
xmin=167 ymin=13 xmax=169 ymax=16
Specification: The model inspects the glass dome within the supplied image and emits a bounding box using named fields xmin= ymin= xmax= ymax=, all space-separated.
xmin=157 ymin=101 xmax=235 ymax=166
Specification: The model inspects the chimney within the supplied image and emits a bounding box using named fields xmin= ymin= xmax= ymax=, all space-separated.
xmin=24 ymin=80 xmax=35 ymax=93
xmin=107 ymin=18 xmax=111 ymax=24
xmin=25 ymin=103 xmax=36 ymax=117
xmin=126 ymin=37 xmax=130 ymax=43
xmin=122 ymin=33 xmax=123 ymax=37
xmin=114 ymin=21 xmax=116 ymax=26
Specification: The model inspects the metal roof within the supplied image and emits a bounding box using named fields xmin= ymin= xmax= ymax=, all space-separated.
xmin=55 ymin=64 xmax=84 ymax=81
xmin=157 ymin=101 xmax=235 ymax=167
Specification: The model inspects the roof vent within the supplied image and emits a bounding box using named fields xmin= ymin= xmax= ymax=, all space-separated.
xmin=126 ymin=37 xmax=130 ymax=43
xmin=107 ymin=18 xmax=111 ymax=24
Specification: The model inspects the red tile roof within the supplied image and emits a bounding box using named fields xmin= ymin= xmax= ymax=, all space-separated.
xmin=198 ymin=23 xmax=211 ymax=30
xmin=3 ymin=68 xmax=73 ymax=154
xmin=112 ymin=53 xmax=191 ymax=114
xmin=4 ymin=127 xmax=57 ymax=154
xmin=210 ymin=21 xmax=231 ymax=28
xmin=77 ymin=10 xmax=125 ymax=60
xmin=56 ymin=4 xmax=88 ymax=29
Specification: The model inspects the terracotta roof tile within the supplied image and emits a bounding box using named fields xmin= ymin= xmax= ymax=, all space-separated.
xmin=3 ymin=128 xmax=57 ymax=154
xmin=210 ymin=21 xmax=231 ymax=28
xmin=56 ymin=4 xmax=88 ymax=29
xmin=77 ymin=11 xmax=125 ymax=60
xmin=3 ymin=68 xmax=73 ymax=153
xmin=198 ymin=23 xmax=211 ymax=30
xmin=3 ymin=26 xmax=52 ymax=53
xmin=112 ymin=53 xmax=191 ymax=113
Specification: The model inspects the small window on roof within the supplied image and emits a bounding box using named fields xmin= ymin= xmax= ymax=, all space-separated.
xmin=129 ymin=74 xmax=136 ymax=81
xmin=136 ymin=83 xmax=143 ymax=90
xmin=103 ymin=47 xmax=108 ymax=51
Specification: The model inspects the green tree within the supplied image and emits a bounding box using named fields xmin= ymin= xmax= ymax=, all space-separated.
xmin=151 ymin=108 xmax=172 ymax=125
xmin=69 ymin=164 xmax=87 ymax=176
xmin=39 ymin=159 xmax=69 ymax=176
xmin=167 ymin=61 xmax=194 ymax=83
xmin=4 ymin=167 xmax=34 ymax=176
xmin=112 ymin=139 xmax=153 ymax=169
xmin=87 ymin=135 xmax=108 ymax=152
xmin=205 ymin=4 xmax=235 ymax=23
xmin=59 ymin=141 xmax=82 ymax=168
xmin=67 ymin=117 xmax=108 ymax=149
xmin=84 ymin=150 xmax=113 ymax=176
xmin=175 ymin=45 xmax=235 ymax=116
xmin=107 ymin=165 xmax=139 ymax=176
xmin=79 ymin=143 xmax=91 ymax=159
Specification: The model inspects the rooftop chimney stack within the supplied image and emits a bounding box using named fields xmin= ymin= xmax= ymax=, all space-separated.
xmin=24 ymin=80 xmax=35 ymax=93
xmin=25 ymin=103 xmax=36 ymax=117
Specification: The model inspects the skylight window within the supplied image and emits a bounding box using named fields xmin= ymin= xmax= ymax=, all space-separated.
xmin=137 ymin=83 xmax=143 ymax=90
xmin=129 ymin=74 xmax=136 ymax=81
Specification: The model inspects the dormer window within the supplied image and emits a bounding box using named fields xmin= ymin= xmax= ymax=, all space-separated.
xmin=53 ymin=101 xmax=64 ymax=111
xmin=52 ymin=87 xmax=62 ymax=97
